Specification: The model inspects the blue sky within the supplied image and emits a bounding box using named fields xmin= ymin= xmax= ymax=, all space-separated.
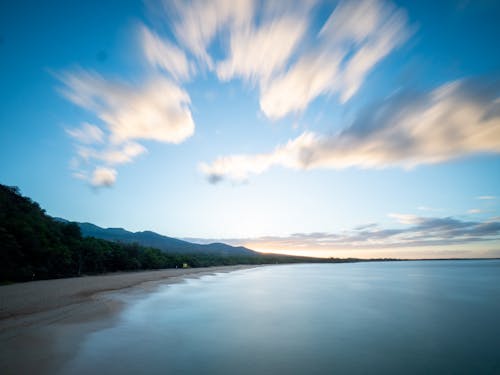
xmin=1 ymin=0 xmax=499 ymax=258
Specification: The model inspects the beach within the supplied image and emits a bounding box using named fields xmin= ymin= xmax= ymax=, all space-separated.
xmin=0 ymin=265 xmax=257 ymax=374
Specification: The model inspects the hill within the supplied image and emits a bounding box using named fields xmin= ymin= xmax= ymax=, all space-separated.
xmin=0 ymin=185 xmax=83 ymax=281
xmin=74 ymin=222 xmax=256 ymax=256
xmin=0 ymin=184 xmax=338 ymax=282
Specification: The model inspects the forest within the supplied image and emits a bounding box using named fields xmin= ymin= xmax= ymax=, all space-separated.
xmin=0 ymin=184 xmax=345 ymax=283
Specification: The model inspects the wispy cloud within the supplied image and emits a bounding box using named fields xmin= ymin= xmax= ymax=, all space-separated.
xmin=477 ymin=195 xmax=497 ymax=200
xmin=167 ymin=0 xmax=254 ymax=68
xmin=140 ymin=25 xmax=194 ymax=81
xmin=188 ymin=215 xmax=500 ymax=258
xmin=164 ymin=0 xmax=408 ymax=119
xmin=59 ymin=0 xmax=414 ymax=187
xmin=66 ymin=122 xmax=104 ymax=144
xmin=60 ymin=70 xmax=194 ymax=187
xmin=59 ymin=71 xmax=194 ymax=144
xmin=216 ymin=2 xmax=312 ymax=85
xmin=59 ymin=0 xmax=499 ymax=188
xmin=76 ymin=142 xmax=147 ymax=166
xmin=201 ymin=78 xmax=500 ymax=183
xmin=259 ymin=0 xmax=410 ymax=119
xmin=60 ymin=7 xmax=203 ymax=187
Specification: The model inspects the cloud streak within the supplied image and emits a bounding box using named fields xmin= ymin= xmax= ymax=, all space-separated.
xmin=76 ymin=142 xmax=147 ymax=166
xmin=167 ymin=0 xmax=254 ymax=68
xmin=259 ymin=0 xmax=410 ymax=118
xmin=60 ymin=71 xmax=194 ymax=144
xmin=477 ymin=196 xmax=497 ymax=200
xmin=216 ymin=2 xmax=312 ymax=85
xmin=164 ymin=0 xmax=407 ymax=119
xmin=201 ymin=78 xmax=500 ymax=182
xmin=59 ymin=0 xmax=415 ymax=187
xmin=59 ymin=0 xmax=499 ymax=188
xmin=186 ymin=215 xmax=500 ymax=258
xmin=66 ymin=123 xmax=104 ymax=144
xmin=60 ymin=69 xmax=195 ymax=187
xmin=61 ymin=17 xmax=199 ymax=187
xmin=140 ymin=25 xmax=194 ymax=81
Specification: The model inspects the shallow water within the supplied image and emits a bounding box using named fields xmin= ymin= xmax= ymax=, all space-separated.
xmin=61 ymin=260 xmax=500 ymax=374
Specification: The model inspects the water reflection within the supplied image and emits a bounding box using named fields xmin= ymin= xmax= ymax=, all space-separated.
xmin=62 ymin=261 xmax=500 ymax=374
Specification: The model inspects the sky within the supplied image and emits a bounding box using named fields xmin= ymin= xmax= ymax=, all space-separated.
xmin=1 ymin=0 xmax=499 ymax=259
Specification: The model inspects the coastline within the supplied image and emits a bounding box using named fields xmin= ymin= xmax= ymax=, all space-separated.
xmin=0 ymin=265 xmax=259 ymax=374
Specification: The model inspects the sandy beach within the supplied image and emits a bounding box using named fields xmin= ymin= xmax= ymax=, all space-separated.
xmin=0 ymin=265 xmax=257 ymax=374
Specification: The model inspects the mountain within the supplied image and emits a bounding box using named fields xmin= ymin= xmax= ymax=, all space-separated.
xmin=1 ymin=184 xmax=336 ymax=283
xmin=70 ymin=221 xmax=257 ymax=256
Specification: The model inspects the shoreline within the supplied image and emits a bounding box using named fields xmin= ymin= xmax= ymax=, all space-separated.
xmin=0 ymin=265 xmax=259 ymax=374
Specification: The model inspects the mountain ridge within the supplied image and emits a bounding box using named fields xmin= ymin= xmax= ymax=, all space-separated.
xmin=55 ymin=219 xmax=257 ymax=256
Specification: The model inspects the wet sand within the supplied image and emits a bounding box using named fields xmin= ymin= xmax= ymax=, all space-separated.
xmin=0 ymin=265 xmax=257 ymax=374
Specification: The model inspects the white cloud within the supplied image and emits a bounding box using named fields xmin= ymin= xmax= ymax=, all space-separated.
xmin=468 ymin=209 xmax=483 ymax=214
xmin=259 ymin=0 xmax=409 ymax=119
xmin=90 ymin=167 xmax=117 ymax=187
xmin=199 ymin=132 xmax=316 ymax=182
xmin=101 ymin=142 xmax=148 ymax=164
xmin=336 ymin=7 xmax=409 ymax=102
xmin=60 ymin=0 xmax=498 ymax=189
xmin=140 ymin=25 xmax=193 ymax=81
xmin=167 ymin=0 xmax=254 ymax=67
xmin=201 ymin=78 xmax=500 ymax=182
xmin=59 ymin=70 xmax=194 ymax=144
xmin=259 ymin=53 xmax=340 ymax=119
xmin=59 ymin=69 xmax=194 ymax=187
xmin=66 ymin=122 xmax=104 ymax=144
xmin=477 ymin=196 xmax=497 ymax=200
xmin=188 ymin=215 xmax=500 ymax=257
xmin=158 ymin=0 xmax=408 ymax=121
xmin=216 ymin=8 xmax=310 ymax=85
xmin=77 ymin=142 xmax=147 ymax=165
xmin=319 ymin=0 xmax=383 ymax=43
xmin=388 ymin=213 xmax=420 ymax=225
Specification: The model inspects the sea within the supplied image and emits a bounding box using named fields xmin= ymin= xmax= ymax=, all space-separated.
xmin=61 ymin=260 xmax=500 ymax=374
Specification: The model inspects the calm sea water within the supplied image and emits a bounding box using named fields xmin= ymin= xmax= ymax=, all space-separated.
xmin=62 ymin=260 xmax=500 ymax=374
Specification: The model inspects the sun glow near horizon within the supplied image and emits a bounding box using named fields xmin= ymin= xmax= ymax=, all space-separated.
xmin=249 ymin=244 xmax=500 ymax=260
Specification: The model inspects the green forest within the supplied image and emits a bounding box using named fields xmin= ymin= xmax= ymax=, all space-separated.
xmin=0 ymin=184 xmax=345 ymax=283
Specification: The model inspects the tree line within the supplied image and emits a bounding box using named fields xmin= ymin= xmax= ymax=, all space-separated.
xmin=0 ymin=184 xmax=340 ymax=283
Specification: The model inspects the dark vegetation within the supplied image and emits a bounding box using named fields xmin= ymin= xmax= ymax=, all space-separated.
xmin=0 ymin=184 xmax=347 ymax=283
xmin=68 ymin=221 xmax=257 ymax=256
